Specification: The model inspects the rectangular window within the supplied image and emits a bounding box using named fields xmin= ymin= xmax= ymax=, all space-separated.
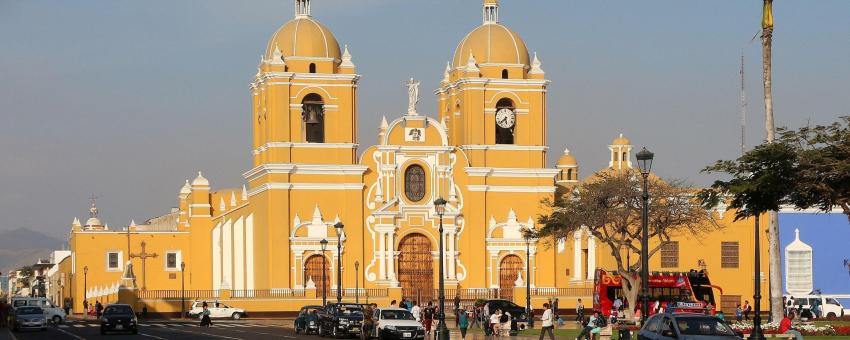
xmin=166 ymin=252 xmax=178 ymax=269
xmin=721 ymin=242 xmax=739 ymax=268
xmin=107 ymin=252 xmax=119 ymax=269
xmin=660 ymin=241 xmax=679 ymax=268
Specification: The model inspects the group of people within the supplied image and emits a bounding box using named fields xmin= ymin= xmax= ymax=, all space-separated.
xmin=733 ymin=300 xmax=753 ymax=321
xmin=785 ymin=296 xmax=821 ymax=318
xmin=82 ymin=299 xmax=104 ymax=318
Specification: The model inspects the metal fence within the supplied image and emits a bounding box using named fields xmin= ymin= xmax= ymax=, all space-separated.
xmin=531 ymin=287 xmax=592 ymax=297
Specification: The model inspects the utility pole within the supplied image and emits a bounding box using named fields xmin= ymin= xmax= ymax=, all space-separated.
xmin=740 ymin=51 xmax=747 ymax=156
xmin=761 ymin=0 xmax=783 ymax=323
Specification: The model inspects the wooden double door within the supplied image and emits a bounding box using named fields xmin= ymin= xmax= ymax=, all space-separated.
xmin=398 ymin=233 xmax=434 ymax=304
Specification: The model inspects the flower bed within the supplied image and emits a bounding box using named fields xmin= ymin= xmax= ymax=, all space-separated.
xmin=728 ymin=321 xmax=850 ymax=336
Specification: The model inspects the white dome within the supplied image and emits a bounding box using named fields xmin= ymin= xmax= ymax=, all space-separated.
xmin=180 ymin=179 xmax=192 ymax=195
xmin=192 ymin=171 xmax=209 ymax=187
xmin=85 ymin=217 xmax=102 ymax=227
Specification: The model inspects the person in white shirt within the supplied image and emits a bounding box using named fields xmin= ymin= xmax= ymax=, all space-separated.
xmin=490 ymin=309 xmax=503 ymax=339
xmin=538 ymin=303 xmax=555 ymax=340
xmin=411 ymin=301 xmax=422 ymax=322
xmin=500 ymin=311 xmax=512 ymax=337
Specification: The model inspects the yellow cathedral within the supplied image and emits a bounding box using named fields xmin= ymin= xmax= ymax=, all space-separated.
xmin=57 ymin=0 xmax=769 ymax=315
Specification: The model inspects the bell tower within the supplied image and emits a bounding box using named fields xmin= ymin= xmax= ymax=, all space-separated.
xmin=436 ymin=0 xmax=550 ymax=168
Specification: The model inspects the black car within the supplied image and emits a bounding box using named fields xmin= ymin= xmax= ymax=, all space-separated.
xmin=295 ymin=305 xmax=324 ymax=334
xmin=318 ymin=303 xmax=365 ymax=338
xmin=484 ymin=299 xmax=527 ymax=334
xmin=100 ymin=304 xmax=138 ymax=335
xmin=638 ymin=313 xmax=742 ymax=340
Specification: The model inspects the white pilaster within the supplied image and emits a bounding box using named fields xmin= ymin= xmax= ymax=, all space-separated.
xmin=573 ymin=230 xmax=582 ymax=281
xmin=449 ymin=231 xmax=457 ymax=280
xmin=387 ymin=231 xmax=396 ymax=283
xmin=212 ymin=223 xmax=222 ymax=290
xmin=378 ymin=231 xmax=386 ymax=280
xmin=587 ymin=234 xmax=596 ymax=280
xmin=222 ymin=219 xmax=233 ymax=288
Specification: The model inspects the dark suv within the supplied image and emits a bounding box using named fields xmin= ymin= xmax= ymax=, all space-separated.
xmin=638 ymin=313 xmax=742 ymax=340
xmin=484 ymin=299 xmax=527 ymax=334
xmin=318 ymin=303 xmax=364 ymax=338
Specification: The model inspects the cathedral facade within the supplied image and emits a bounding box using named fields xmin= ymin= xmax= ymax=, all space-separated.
xmin=60 ymin=0 xmax=768 ymax=314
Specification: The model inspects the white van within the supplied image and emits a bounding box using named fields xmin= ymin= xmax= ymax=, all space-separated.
xmin=10 ymin=296 xmax=67 ymax=324
xmin=784 ymin=294 xmax=845 ymax=319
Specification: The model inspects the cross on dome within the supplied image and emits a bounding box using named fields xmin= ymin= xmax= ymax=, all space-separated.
xmin=483 ymin=0 xmax=499 ymax=24
xmin=295 ymin=0 xmax=311 ymax=18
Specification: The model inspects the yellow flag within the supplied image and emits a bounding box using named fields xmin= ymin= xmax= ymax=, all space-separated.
xmin=762 ymin=0 xmax=774 ymax=29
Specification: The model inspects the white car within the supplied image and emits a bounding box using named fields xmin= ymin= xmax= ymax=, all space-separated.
xmin=10 ymin=296 xmax=66 ymax=324
xmin=373 ymin=308 xmax=425 ymax=340
xmin=187 ymin=301 xmax=247 ymax=320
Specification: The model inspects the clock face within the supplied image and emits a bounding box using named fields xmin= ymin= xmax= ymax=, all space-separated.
xmin=496 ymin=108 xmax=516 ymax=129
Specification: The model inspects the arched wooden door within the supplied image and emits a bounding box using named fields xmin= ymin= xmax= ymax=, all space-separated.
xmin=499 ymin=255 xmax=524 ymax=301
xmin=398 ymin=233 xmax=434 ymax=304
xmin=304 ymin=254 xmax=330 ymax=293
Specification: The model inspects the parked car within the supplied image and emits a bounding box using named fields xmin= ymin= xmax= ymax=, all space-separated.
xmin=10 ymin=296 xmax=66 ymax=324
xmin=11 ymin=306 xmax=47 ymax=332
xmin=484 ymin=299 xmax=527 ymax=334
xmin=295 ymin=305 xmax=324 ymax=334
xmin=784 ymin=294 xmax=846 ymax=319
xmin=100 ymin=304 xmax=138 ymax=335
xmin=187 ymin=300 xmax=248 ymax=319
xmin=373 ymin=308 xmax=425 ymax=340
xmin=638 ymin=313 xmax=742 ymax=340
xmin=318 ymin=303 xmax=364 ymax=338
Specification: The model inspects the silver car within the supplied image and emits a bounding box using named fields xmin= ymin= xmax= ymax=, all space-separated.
xmin=638 ymin=313 xmax=742 ymax=340
xmin=12 ymin=306 xmax=47 ymax=332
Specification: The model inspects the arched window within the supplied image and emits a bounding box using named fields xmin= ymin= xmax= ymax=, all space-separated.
xmin=309 ymin=63 xmax=317 ymax=73
xmin=404 ymin=165 xmax=426 ymax=202
xmin=567 ymin=169 xmax=574 ymax=180
xmin=495 ymin=98 xmax=515 ymax=145
xmin=622 ymin=152 xmax=627 ymax=161
xmin=501 ymin=69 xmax=509 ymax=79
xmin=302 ymin=93 xmax=324 ymax=143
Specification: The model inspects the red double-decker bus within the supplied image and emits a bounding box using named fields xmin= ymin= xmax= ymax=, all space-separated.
xmin=593 ymin=269 xmax=720 ymax=316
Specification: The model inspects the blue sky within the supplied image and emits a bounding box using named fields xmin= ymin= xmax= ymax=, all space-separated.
xmin=1 ymin=0 xmax=848 ymax=236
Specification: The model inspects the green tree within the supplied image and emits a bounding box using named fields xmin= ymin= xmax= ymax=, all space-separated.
xmin=536 ymin=170 xmax=719 ymax=317
xmin=779 ymin=116 xmax=850 ymax=221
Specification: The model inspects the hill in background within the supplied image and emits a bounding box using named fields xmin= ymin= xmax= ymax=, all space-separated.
xmin=0 ymin=227 xmax=64 ymax=273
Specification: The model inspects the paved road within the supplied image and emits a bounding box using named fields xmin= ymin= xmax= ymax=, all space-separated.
xmin=1 ymin=319 xmax=299 ymax=340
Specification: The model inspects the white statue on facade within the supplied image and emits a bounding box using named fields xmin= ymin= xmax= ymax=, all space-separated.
xmin=406 ymin=77 xmax=420 ymax=115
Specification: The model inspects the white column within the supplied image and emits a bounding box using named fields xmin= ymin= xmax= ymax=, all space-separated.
xmin=222 ymin=219 xmax=233 ymax=288
xmin=587 ymin=234 xmax=596 ymax=280
xmin=245 ymin=214 xmax=255 ymax=290
xmin=212 ymin=223 xmax=222 ymax=290
xmin=234 ymin=217 xmax=245 ymax=290
xmin=448 ymin=231 xmax=457 ymax=280
xmin=572 ymin=231 xmax=582 ymax=281
xmin=489 ymin=252 xmax=498 ymax=288
xmin=387 ymin=230 xmax=396 ymax=282
xmin=378 ymin=231 xmax=386 ymax=280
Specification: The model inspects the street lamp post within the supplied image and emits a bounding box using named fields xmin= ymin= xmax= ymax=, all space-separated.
xmin=750 ymin=214 xmax=767 ymax=340
xmin=355 ymin=261 xmax=360 ymax=304
xmin=83 ymin=266 xmax=88 ymax=318
xmin=434 ymin=197 xmax=450 ymax=340
xmin=320 ymin=239 xmax=328 ymax=306
xmin=635 ymin=147 xmax=654 ymax=325
xmin=180 ymin=262 xmax=186 ymax=319
xmin=523 ymin=231 xmax=533 ymax=328
xmin=334 ymin=222 xmax=344 ymax=303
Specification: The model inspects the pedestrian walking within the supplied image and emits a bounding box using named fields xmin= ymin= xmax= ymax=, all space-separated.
xmin=735 ymin=304 xmax=743 ymax=322
xmin=553 ymin=298 xmax=560 ymax=321
xmin=83 ymin=300 xmax=89 ymax=319
xmin=538 ymin=303 xmax=555 ymax=340
xmin=362 ymin=303 xmax=376 ymax=340
xmin=411 ymin=301 xmax=422 ymax=322
xmin=743 ymin=300 xmax=752 ymax=320
xmin=576 ymin=298 xmax=585 ymax=323
xmin=200 ymin=302 xmax=212 ymax=327
xmin=458 ymin=307 xmax=469 ymax=340
xmin=95 ymin=301 xmax=103 ymax=318
xmin=422 ymin=302 xmax=435 ymax=336
xmin=454 ymin=295 xmax=461 ymax=327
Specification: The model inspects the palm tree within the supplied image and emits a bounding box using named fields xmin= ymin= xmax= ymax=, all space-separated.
xmin=761 ymin=0 xmax=783 ymax=323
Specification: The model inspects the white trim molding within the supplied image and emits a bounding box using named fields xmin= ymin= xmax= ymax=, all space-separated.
xmin=465 ymin=167 xmax=560 ymax=178
xmin=252 ymin=142 xmax=358 ymax=156
xmin=243 ymin=163 xmax=369 ymax=181
xmin=460 ymin=145 xmax=548 ymax=152
xmin=467 ymin=185 xmax=556 ymax=193
xmin=248 ymin=183 xmax=365 ymax=197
